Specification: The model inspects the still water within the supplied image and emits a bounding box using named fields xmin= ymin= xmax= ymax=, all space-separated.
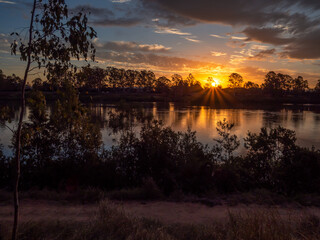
xmin=1 ymin=102 xmax=320 ymax=155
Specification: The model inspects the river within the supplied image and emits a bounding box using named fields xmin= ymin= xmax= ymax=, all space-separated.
xmin=1 ymin=102 xmax=320 ymax=156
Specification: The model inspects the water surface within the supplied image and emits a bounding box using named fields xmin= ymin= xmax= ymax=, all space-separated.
xmin=1 ymin=102 xmax=320 ymax=156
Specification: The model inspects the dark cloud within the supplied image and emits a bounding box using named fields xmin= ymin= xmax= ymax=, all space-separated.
xmin=282 ymin=28 xmax=320 ymax=59
xmin=91 ymin=17 xmax=142 ymax=27
xmin=226 ymin=40 xmax=247 ymax=48
xmin=243 ymin=27 xmax=320 ymax=59
xmin=70 ymin=4 xmax=142 ymax=27
xmin=138 ymin=0 xmax=198 ymax=27
xmin=243 ymin=27 xmax=294 ymax=45
xmin=72 ymin=1 xmax=197 ymax=28
xmin=249 ymin=49 xmax=276 ymax=60
xmin=145 ymin=0 xmax=320 ymax=27
xmin=70 ymin=5 xmax=114 ymax=17
xmin=98 ymin=41 xmax=171 ymax=53
xmin=71 ymin=0 xmax=320 ymax=59
xmin=144 ymin=0 xmax=320 ymax=59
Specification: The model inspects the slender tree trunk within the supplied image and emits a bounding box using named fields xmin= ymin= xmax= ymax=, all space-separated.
xmin=11 ymin=1 xmax=36 ymax=239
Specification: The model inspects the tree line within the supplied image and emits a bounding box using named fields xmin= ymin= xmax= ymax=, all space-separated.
xmin=1 ymin=67 xmax=319 ymax=94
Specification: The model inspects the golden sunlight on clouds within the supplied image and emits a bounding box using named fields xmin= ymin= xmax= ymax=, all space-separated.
xmin=211 ymin=51 xmax=227 ymax=57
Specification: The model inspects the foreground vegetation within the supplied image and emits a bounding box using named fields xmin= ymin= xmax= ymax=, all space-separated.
xmin=0 ymin=200 xmax=319 ymax=240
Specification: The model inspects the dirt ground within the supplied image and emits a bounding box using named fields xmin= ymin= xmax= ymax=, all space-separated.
xmin=1 ymin=200 xmax=320 ymax=225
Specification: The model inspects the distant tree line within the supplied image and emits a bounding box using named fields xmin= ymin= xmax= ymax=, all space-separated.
xmin=1 ymin=68 xmax=320 ymax=104
xmin=0 ymin=70 xmax=23 ymax=91
xmin=1 ymin=67 xmax=319 ymax=94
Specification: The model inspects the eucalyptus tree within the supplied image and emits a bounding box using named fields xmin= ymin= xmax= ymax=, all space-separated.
xmin=261 ymin=71 xmax=293 ymax=93
xmin=10 ymin=0 xmax=96 ymax=239
xmin=171 ymin=74 xmax=183 ymax=86
xmin=155 ymin=76 xmax=171 ymax=92
xmin=228 ymin=73 xmax=244 ymax=88
xmin=315 ymin=80 xmax=320 ymax=92
xmin=292 ymin=76 xmax=308 ymax=92
xmin=77 ymin=66 xmax=106 ymax=91
xmin=244 ymin=81 xmax=259 ymax=89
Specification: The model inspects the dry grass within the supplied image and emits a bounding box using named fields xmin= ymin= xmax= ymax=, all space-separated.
xmin=1 ymin=200 xmax=319 ymax=240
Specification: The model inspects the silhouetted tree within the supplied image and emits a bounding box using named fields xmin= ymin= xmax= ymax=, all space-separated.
xmin=214 ymin=119 xmax=240 ymax=163
xmin=315 ymin=80 xmax=320 ymax=92
xmin=0 ymin=70 xmax=22 ymax=91
xmin=228 ymin=73 xmax=243 ymax=88
xmin=124 ymin=69 xmax=138 ymax=88
xmin=292 ymin=76 xmax=308 ymax=92
xmin=261 ymin=71 xmax=292 ymax=94
xmin=31 ymin=78 xmax=43 ymax=90
xmin=171 ymin=74 xmax=183 ymax=86
xmin=10 ymin=0 xmax=96 ymax=238
xmin=77 ymin=66 xmax=106 ymax=91
xmin=185 ymin=73 xmax=196 ymax=87
xmin=244 ymin=81 xmax=259 ymax=89
xmin=155 ymin=76 xmax=171 ymax=92
xmin=244 ymin=126 xmax=296 ymax=188
xmin=140 ymin=70 xmax=156 ymax=91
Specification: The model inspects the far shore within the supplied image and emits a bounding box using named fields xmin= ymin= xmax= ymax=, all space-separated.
xmin=1 ymin=90 xmax=320 ymax=106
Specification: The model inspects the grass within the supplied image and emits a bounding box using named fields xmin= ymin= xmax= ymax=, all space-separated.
xmin=1 ymin=187 xmax=320 ymax=208
xmin=1 ymin=200 xmax=319 ymax=240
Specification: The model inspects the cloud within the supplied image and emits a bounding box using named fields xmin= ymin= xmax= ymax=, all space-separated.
xmin=211 ymin=51 xmax=227 ymax=57
xmin=0 ymin=0 xmax=16 ymax=4
xmin=282 ymin=28 xmax=320 ymax=59
xmin=58 ymin=1 xmax=320 ymax=60
xmin=184 ymin=37 xmax=201 ymax=43
xmin=70 ymin=4 xmax=142 ymax=27
xmin=71 ymin=5 xmax=114 ymax=16
xmin=96 ymin=51 xmax=219 ymax=71
xmin=0 ymin=34 xmax=11 ymax=54
xmin=139 ymin=0 xmax=198 ymax=27
xmin=243 ymin=27 xmax=294 ymax=45
xmin=154 ymin=26 xmax=191 ymax=35
xmin=72 ymin=1 xmax=197 ymax=28
xmin=226 ymin=40 xmax=247 ymax=48
xmin=250 ymin=44 xmax=269 ymax=50
xmin=230 ymin=55 xmax=246 ymax=65
xmin=97 ymin=41 xmax=172 ymax=53
xmin=143 ymin=0 xmax=320 ymax=60
xmin=243 ymin=27 xmax=320 ymax=59
xmin=145 ymin=0 xmax=320 ymax=27
xmin=248 ymin=48 xmax=276 ymax=60
xmin=231 ymin=36 xmax=247 ymax=40
xmin=91 ymin=17 xmax=142 ymax=27
xmin=111 ymin=0 xmax=131 ymax=3
xmin=0 ymin=50 xmax=9 ymax=54
xmin=236 ymin=66 xmax=268 ymax=83
xmin=210 ymin=34 xmax=227 ymax=39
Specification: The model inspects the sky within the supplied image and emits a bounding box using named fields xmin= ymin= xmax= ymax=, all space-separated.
xmin=0 ymin=0 xmax=319 ymax=86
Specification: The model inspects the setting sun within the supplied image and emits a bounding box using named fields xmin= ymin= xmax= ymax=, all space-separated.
xmin=211 ymin=79 xmax=219 ymax=87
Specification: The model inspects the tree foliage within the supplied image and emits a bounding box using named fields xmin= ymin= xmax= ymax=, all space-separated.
xmin=11 ymin=0 xmax=96 ymax=80
xmin=228 ymin=73 xmax=243 ymax=88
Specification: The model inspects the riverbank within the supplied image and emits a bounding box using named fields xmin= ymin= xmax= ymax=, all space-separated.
xmin=1 ymin=90 xmax=320 ymax=106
